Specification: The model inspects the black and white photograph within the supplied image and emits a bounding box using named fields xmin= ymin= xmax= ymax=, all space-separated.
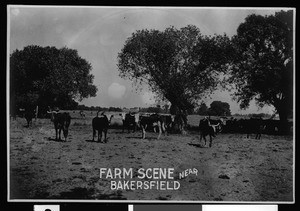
xmin=7 ymin=5 xmax=295 ymax=202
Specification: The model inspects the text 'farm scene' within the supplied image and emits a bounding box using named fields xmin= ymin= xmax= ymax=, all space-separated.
xmin=8 ymin=6 xmax=294 ymax=202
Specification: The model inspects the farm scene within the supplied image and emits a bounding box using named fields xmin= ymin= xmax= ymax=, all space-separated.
xmin=8 ymin=7 xmax=294 ymax=202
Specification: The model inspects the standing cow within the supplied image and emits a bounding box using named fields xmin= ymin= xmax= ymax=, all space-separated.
xmin=48 ymin=107 xmax=71 ymax=141
xmin=123 ymin=112 xmax=137 ymax=133
xmin=22 ymin=106 xmax=38 ymax=127
xmin=244 ymin=117 xmax=266 ymax=139
xmin=92 ymin=111 xmax=113 ymax=142
xmin=199 ymin=117 xmax=223 ymax=147
xmin=140 ymin=113 xmax=168 ymax=140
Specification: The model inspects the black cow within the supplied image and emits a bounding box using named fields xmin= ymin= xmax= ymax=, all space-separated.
xmin=92 ymin=111 xmax=113 ymax=142
xmin=242 ymin=117 xmax=265 ymax=139
xmin=223 ymin=117 xmax=239 ymax=133
xmin=48 ymin=111 xmax=71 ymax=141
xmin=24 ymin=108 xmax=35 ymax=127
xmin=199 ymin=117 xmax=223 ymax=147
xmin=123 ymin=113 xmax=138 ymax=133
xmin=238 ymin=117 xmax=266 ymax=139
xmin=264 ymin=119 xmax=280 ymax=135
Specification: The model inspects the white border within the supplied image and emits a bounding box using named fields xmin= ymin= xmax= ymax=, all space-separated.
xmin=6 ymin=5 xmax=296 ymax=204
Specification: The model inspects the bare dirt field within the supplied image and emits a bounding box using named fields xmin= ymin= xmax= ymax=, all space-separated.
xmin=9 ymin=112 xmax=294 ymax=202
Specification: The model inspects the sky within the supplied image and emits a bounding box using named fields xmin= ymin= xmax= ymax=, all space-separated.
xmin=8 ymin=6 xmax=290 ymax=114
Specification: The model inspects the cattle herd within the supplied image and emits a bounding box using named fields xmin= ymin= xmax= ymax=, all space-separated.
xmin=15 ymin=107 xmax=293 ymax=147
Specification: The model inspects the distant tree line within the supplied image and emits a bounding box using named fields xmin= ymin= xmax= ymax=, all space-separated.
xmin=76 ymin=105 xmax=123 ymax=112
xmin=196 ymin=101 xmax=231 ymax=116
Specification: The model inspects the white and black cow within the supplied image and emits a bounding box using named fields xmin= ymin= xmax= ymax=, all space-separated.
xmin=140 ymin=113 xmax=173 ymax=139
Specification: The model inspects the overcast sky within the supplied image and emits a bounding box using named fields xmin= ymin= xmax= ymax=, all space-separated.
xmin=8 ymin=6 xmax=289 ymax=114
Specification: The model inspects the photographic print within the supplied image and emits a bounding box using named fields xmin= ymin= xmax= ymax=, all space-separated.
xmin=7 ymin=5 xmax=295 ymax=202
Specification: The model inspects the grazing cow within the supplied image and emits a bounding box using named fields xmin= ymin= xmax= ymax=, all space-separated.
xmin=48 ymin=108 xmax=71 ymax=141
xmin=140 ymin=113 xmax=170 ymax=139
xmin=92 ymin=111 xmax=113 ymax=142
xmin=199 ymin=117 xmax=222 ymax=147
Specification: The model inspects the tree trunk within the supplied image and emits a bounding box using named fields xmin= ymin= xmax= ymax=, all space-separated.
xmin=277 ymin=103 xmax=291 ymax=135
xmin=170 ymin=104 xmax=187 ymax=134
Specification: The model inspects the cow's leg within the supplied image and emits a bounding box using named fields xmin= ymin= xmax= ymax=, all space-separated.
xmin=204 ymin=136 xmax=208 ymax=146
xmin=104 ymin=129 xmax=107 ymax=143
xmin=256 ymin=133 xmax=261 ymax=140
xmin=201 ymin=134 xmax=207 ymax=146
xmin=92 ymin=128 xmax=96 ymax=141
xmin=141 ymin=125 xmax=146 ymax=139
xmin=99 ymin=129 xmax=102 ymax=142
xmin=157 ymin=122 xmax=162 ymax=140
xmin=199 ymin=133 xmax=203 ymax=143
xmin=162 ymin=122 xmax=166 ymax=136
xmin=59 ymin=128 xmax=62 ymax=141
xmin=209 ymin=135 xmax=212 ymax=147
xmin=55 ymin=128 xmax=58 ymax=140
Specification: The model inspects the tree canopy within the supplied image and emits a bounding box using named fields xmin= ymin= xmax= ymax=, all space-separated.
xmin=117 ymin=25 xmax=233 ymax=114
xmin=208 ymin=101 xmax=231 ymax=116
xmin=229 ymin=10 xmax=293 ymax=127
xmin=196 ymin=102 xmax=209 ymax=115
xmin=10 ymin=45 xmax=97 ymax=115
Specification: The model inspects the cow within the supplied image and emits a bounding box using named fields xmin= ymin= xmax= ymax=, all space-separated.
xmin=243 ymin=117 xmax=266 ymax=139
xmin=120 ymin=112 xmax=126 ymax=132
xmin=79 ymin=110 xmax=85 ymax=118
xmin=156 ymin=114 xmax=174 ymax=133
xmin=24 ymin=108 xmax=35 ymax=127
xmin=47 ymin=108 xmax=71 ymax=141
xmin=123 ymin=112 xmax=137 ymax=133
xmin=223 ymin=117 xmax=239 ymax=133
xmin=199 ymin=117 xmax=223 ymax=147
xmin=92 ymin=111 xmax=113 ymax=143
xmin=140 ymin=113 xmax=171 ymax=139
xmin=207 ymin=117 xmax=225 ymax=134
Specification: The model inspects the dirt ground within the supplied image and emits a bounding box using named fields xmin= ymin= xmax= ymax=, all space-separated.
xmin=9 ymin=113 xmax=294 ymax=202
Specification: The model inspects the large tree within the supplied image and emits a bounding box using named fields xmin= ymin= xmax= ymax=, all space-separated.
xmin=10 ymin=45 xmax=97 ymax=116
xmin=118 ymin=25 xmax=233 ymax=116
xmin=208 ymin=101 xmax=231 ymax=116
xmin=229 ymin=10 xmax=293 ymax=133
